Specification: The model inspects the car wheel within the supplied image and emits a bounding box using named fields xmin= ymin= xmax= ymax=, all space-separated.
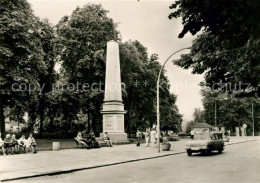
xmin=207 ymin=150 xmax=212 ymax=155
xmin=218 ymin=148 xmax=223 ymax=154
xmin=187 ymin=150 xmax=192 ymax=156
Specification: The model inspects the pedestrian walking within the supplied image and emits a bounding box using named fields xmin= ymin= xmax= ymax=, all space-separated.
xmin=144 ymin=129 xmax=150 ymax=147
xmin=136 ymin=129 xmax=141 ymax=146
xmin=190 ymin=130 xmax=195 ymax=139
xmin=27 ymin=133 xmax=37 ymax=153
xmin=150 ymin=128 xmax=156 ymax=148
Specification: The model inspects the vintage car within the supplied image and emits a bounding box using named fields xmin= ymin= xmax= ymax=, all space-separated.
xmin=185 ymin=132 xmax=224 ymax=156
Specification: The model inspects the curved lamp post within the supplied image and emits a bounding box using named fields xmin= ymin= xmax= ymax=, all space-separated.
xmin=157 ymin=47 xmax=191 ymax=153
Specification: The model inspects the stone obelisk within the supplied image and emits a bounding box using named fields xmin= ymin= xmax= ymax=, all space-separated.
xmin=101 ymin=40 xmax=128 ymax=143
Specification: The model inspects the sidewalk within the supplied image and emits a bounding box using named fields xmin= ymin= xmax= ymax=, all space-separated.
xmin=0 ymin=136 xmax=258 ymax=181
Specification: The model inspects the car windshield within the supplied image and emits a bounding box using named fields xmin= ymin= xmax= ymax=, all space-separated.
xmin=194 ymin=133 xmax=211 ymax=140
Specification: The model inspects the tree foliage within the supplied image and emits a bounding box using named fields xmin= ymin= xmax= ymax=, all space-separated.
xmin=54 ymin=4 xmax=119 ymax=135
xmin=120 ymin=41 xmax=182 ymax=133
xmin=0 ymin=0 xmax=46 ymax=137
xmin=169 ymin=0 xmax=260 ymax=95
xmin=201 ymin=88 xmax=260 ymax=134
xmin=1 ymin=2 xmax=183 ymax=138
xmin=185 ymin=120 xmax=195 ymax=133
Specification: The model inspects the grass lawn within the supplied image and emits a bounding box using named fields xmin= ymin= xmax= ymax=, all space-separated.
xmin=0 ymin=138 xmax=144 ymax=153
xmin=36 ymin=138 xmax=144 ymax=151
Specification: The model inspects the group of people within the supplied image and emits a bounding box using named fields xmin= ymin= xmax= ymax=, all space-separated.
xmin=137 ymin=128 xmax=160 ymax=148
xmin=75 ymin=131 xmax=113 ymax=148
xmin=75 ymin=132 xmax=99 ymax=148
xmin=75 ymin=132 xmax=100 ymax=149
xmin=0 ymin=133 xmax=37 ymax=155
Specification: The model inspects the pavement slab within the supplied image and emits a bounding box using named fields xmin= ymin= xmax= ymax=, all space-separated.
xmin=0 ymin=137 xmax=258 ymax=182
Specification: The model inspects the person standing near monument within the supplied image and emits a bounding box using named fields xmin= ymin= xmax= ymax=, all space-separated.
xmin=150 ymin=128 xmax=156 ymax=148
xmin=144 ymin=129 xmax=150 ymax=147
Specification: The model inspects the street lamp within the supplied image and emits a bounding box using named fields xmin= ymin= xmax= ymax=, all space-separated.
xmin=156 ymin=47 xmax=191 ymax=153
xmin=252 ymin=101 xmax=254 ymax=136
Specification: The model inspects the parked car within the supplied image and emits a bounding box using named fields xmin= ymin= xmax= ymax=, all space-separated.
xmin=185 ymin=132 xmax=225 ymax=156
xmin=169 ymin=133 xmax=180 ymax=141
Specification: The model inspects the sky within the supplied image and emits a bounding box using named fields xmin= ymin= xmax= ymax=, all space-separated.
xmin=28 ymin=0 xmax=204 ymax=122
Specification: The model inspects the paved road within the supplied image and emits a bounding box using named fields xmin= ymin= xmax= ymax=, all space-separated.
xmin=9 ymin=140 xmax=260 ymax=183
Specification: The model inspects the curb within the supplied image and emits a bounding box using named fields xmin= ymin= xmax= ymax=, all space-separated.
xmin=1 ymin=139 xmax=257 ymax=182
xmin=225 ymin=139 xmax=257 ymax=146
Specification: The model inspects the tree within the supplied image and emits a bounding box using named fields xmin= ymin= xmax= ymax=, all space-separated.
xmin=201 ymin=88 xmax=260 ymax=134
xmin=36 ymin=18 xmax=56 ymax=136
xmin=120 ymin=40 xmax=182 ymax=133
xmin=193 ymin=108 xmax=204 ymax=123
xmin=185 ymin=120 xmax=195 ymax=133
xmin=185 ymin=108 xmax=204 ymax=133
xmin=55 ymin=4 xmax=119 ymax=135
xmin=0 ymin=0 xmax=46 ymax=137
xmin=169 ymin=0 xmax=260 ymax=95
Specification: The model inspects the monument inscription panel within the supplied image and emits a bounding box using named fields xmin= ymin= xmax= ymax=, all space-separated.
xmin=105 ymin=116 xmax=113 ymax=130
xmin=117 ymin=116 xmax=123 ymax=130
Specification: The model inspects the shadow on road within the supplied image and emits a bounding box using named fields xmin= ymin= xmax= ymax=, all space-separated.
xmin=190 ymin=152 xmax=224 ymax=157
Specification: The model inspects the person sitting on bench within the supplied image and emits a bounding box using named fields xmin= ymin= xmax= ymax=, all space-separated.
xmin=104 ymin=132 xmax=112 ymax=147
xmin=11 ymin=134 xmax=19 ymax=154
xmin=75 ymin=132 xmax=87 ymax=147
xmin=18 ymin=135 xmax=26 ymax=153
xmin=4 ymin=134 xmax=13 ymax=155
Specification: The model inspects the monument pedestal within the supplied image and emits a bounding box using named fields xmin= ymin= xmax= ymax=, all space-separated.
xmin=100 ymin=101 xmax=129 ymax=144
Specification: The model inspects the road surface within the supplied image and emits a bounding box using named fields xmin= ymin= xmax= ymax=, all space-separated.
xmin=9 ymin=140 xmax=260 ymax=183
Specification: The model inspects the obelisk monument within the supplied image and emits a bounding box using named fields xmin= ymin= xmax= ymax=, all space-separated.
xmin=101 ymin=40 xmax=128 ymax=142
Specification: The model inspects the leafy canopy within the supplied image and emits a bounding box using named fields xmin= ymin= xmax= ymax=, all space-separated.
xmin=169 ymin=0 xmax=260 ymax=95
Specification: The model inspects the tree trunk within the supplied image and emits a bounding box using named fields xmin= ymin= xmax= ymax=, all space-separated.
xmin=149 ymin=121 xmax=153 ymax=129
xmin=39 ymin=96 xmax=45 ymax=137
xmin=69 ymin=117 xmax=72 ymax=130
xmin=49 ymin=107 xmax=54 ymax=131
xmin=87 ymin=112 xmax=91 ymax=133
xmin=0 ymin=95 xmax=5 ymax=138
xmin=92 ymin=119 xmax=98 ymax=136
xmin=126 ymin=110 xmax=132 ymax=136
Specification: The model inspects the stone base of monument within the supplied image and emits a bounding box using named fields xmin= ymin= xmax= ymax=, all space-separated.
xmin=100 ymin=132 xmax=130 ymax=145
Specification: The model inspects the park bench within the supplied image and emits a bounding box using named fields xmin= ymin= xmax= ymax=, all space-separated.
xmin=95 ymin=137 xmax=110 ymax=147
xmin=73 ymin=137 xmax=110 ymax=148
